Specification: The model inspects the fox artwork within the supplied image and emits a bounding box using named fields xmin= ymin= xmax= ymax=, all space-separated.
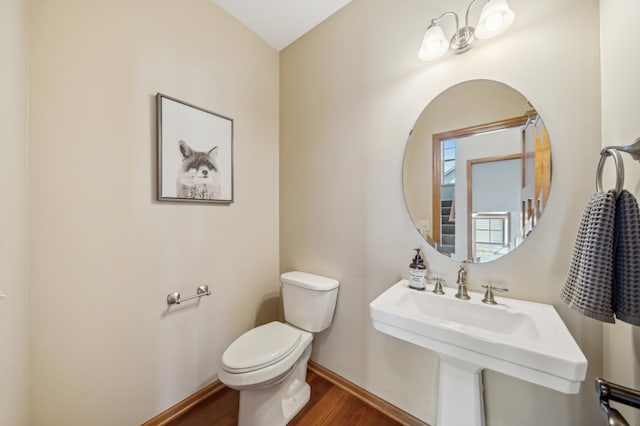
xmin=176 ymin=140 xmax=222 ymax=200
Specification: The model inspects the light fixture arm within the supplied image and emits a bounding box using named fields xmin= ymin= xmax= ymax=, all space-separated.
xmin=429 ymin=11 xmax=460 ymax=37
xmin=464 ymin=0 xmax=483 ymax=30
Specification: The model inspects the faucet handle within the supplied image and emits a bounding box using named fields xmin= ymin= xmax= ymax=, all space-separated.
xmin=432 ymin=277 xmax=445 ymax=295
xmin=481 ymin=284 xmax=508 ymax=305
xmin=483 ymin=284 xmax=508 ymax=292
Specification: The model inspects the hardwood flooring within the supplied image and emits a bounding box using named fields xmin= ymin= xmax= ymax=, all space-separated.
xmin=166 ymin=370 xmax=403 ymax=426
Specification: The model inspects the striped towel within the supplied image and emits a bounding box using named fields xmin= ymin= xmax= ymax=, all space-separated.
xmin=561 ymin=191 xmax=617 ymax=323
xmin=614 ymin=190 xmax=640 ymax=325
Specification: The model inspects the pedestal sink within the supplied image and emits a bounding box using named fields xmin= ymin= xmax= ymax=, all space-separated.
xmin=369 ymin=280 xmax=587 ymax=426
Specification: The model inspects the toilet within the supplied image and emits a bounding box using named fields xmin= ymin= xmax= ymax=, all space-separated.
xmin=218 ymin=271 xmax=339 ymax=426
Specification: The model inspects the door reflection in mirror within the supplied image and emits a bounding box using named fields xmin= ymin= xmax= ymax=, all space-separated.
xmin=403 ymin=80 xmax=551 ymax=263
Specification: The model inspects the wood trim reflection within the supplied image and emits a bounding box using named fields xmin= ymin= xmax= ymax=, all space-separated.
xmin=432 ymin=134 xmax=442 ymax=243
xmin=432 ymin=115 xmax=528 ymax=255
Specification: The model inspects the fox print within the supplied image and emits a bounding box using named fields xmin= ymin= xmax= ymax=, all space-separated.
xmin=176 ymin=140 xmax=221 ymax=200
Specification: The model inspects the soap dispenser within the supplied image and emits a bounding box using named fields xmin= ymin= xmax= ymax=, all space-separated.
xmin=409 ymin=248 xmax=427 ymax=290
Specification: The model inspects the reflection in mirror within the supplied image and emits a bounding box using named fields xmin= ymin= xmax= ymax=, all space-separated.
xmin=403 ymin=80 xmax=551 ymax=263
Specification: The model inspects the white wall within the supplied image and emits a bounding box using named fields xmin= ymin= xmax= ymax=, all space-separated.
xmin=28 ymin=0 xmax=279 ymax=424
xmin=600 ymin=0 xmax=640 ymax=424
xmin=455 ymin=128 xmax=522 ymax=261
xmin=281 ymin=0 xmax=604 ymax=424
xmin=0 ymin=0 xmax=29 ymax=424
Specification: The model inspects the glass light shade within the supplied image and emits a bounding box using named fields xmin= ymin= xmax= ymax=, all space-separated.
xmin=418 ymin=25 xmax=449 ymax=61
xmin=475 ymin=0 xmax=515 ymax=40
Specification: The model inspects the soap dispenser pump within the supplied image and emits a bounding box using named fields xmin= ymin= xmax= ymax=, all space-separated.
xmin=409 ymin=248 xmax=427 ymax=290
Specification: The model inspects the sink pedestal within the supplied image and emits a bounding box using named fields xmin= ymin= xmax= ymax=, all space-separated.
xmin=437 ymin=355 xmax=484 ymax=426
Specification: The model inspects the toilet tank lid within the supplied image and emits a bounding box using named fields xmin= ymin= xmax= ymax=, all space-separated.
xmin=280 ymin=271 xmax=339 ymax=291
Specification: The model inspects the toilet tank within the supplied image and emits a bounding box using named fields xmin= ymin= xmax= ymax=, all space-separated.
xmin=281 ymin=271 xmax=339 ymax=333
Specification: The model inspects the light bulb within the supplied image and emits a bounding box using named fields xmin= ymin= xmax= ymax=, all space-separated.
xmin=484 ymin=13 xmax=504 ymax=33
xmin=418 ymin=25 xmax=449 ymax=61
xmin=476 ymin=0 xmax=515 ymax=40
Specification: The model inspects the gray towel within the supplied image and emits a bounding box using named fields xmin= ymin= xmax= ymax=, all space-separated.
xmin=561 ymin=190 xmax=617 ymax=323
xmin=614 ymin=190 xmax=640 ymax=325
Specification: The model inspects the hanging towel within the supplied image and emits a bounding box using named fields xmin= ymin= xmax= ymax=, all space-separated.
xmin=614 ymin=190 xmax=640 ymax=325
xmin=561 ymin=190 xmax=617 ymax=323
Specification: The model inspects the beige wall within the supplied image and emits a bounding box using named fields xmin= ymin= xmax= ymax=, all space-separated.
xmin=0 ymin=0 xmax=29 ymax=424
xmin=281 ymin=0 xmax=603 ymax=424
xmin=600 ymin=0 xmax=640 ymax=424
xmin=28 ymin=0 xmax=279 ymax=424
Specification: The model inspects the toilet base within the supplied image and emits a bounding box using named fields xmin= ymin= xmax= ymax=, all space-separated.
xmin=238 ymin=345 xmax=312 ymax=426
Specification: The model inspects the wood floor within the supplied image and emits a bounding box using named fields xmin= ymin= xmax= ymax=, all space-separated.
xmin=166 ymin=370 xmax=403 ymax=426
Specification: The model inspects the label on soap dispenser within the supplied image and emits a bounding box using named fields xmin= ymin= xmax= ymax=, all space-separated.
xmin=409 ymin=268 xmax=426 ymax=289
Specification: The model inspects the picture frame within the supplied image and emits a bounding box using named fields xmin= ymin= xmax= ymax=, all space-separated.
xmin=156 ymin=93 xmax=234 ymax=203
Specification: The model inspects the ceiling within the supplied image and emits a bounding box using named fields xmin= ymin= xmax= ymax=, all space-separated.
xmin=212 ymin=0 xmax=352 ymax=51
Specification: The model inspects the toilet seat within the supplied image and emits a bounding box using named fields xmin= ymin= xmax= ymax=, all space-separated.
xmin=219 ymin=322 xmax=313 ymax=390
xmin=222 ymin=322 xmax=301 ymax=374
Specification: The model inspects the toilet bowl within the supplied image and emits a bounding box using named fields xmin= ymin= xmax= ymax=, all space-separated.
xmin=219 ymin=271 xmax=339 ymax=426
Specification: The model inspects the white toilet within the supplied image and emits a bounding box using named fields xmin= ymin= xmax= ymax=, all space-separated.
xmin=218 ymin=271 xmax=339 ymax=426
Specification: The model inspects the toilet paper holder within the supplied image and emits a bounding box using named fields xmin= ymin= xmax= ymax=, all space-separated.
xmin=167 ymin=285 xmax=211 ymax=305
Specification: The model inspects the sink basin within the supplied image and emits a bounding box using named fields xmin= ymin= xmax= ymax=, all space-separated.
xmin=393 ymin=287 xmax=542 ymax=340
xmin=370 ymin=280 xmax=587 ymax=426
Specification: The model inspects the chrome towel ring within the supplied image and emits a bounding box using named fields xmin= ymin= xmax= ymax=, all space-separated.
xmin=597 ymin=136 xmax=640 ymax=197
xmin=596 ymin=148 xmax=624 ymax=197
xmin=603 ymin=136 xmax=640 ymax=162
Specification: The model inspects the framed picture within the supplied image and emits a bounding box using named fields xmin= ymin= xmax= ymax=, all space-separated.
xmin=157 ymin=93 xmax=234 ymax=203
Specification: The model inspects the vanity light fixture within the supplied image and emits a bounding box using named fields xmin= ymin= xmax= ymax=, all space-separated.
xmin=418 ymin=0 xmax=515 ymax=61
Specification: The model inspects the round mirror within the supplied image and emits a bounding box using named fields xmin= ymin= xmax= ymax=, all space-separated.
xmin=403 ymin=80 xmax=551 ymax=263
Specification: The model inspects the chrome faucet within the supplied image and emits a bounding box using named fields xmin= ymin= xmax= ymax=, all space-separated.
xmin=455 ymin=263 xmax=470 ymax=300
